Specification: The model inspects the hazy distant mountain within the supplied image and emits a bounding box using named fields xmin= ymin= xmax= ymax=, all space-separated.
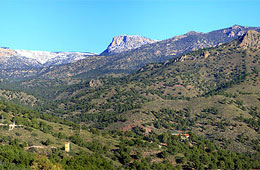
xmin=0 ymin=48 xmax=41 ymax=69
xmin=0 ymin=47 xmax=97 ymax=69
xmin=101 ymin=35 xmax=158 ymax=55
xmin=15 ymin=49 xmax=97 ymax=67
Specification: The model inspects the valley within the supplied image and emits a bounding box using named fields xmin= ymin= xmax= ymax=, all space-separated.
xmin=1 ymin=27 xmax=260 ymax=170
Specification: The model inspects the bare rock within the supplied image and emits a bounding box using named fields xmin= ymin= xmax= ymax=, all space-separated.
xmin=102 ymin=35 xmax=158 ymax=55
xmin=204 ymin=51 xmax=210 ymax=58
xmin=239 ymin=30 xmax=260 ymax=49
xmin=89 ymin=79 xmax=102 ymax=88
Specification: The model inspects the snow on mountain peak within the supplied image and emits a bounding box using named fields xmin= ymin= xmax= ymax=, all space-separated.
xmin=15 ymin=49 xmax=97 ymax=65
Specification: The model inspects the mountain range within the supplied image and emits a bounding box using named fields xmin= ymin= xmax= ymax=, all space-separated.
xmin=0 ymin=25 xmax=259 ymax=81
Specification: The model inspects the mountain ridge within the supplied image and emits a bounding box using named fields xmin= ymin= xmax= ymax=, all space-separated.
xmin=15 ymin=49 xmax=97 ymax=65
xmin=96 ymin=25 xmax=260 ymax=74
xmin=0 ymin=47 xmax=97 ymax=69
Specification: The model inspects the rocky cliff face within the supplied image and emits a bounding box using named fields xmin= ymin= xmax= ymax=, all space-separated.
xmin=101 ymin=35 xmax=158 ymax=55
xmin=239 ymin=30 xmax=260 ymax=49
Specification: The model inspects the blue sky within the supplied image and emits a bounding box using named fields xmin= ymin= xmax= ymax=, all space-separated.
xmin=0 ymin=0 xmax=259 ymax=54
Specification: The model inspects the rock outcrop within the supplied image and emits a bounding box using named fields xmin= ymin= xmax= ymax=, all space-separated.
xmin=239 ymin=30 xmax=260 ymax=49
xmin=204 ymin=51 xmax=210 ymax=58
xmin=89 ymin=79 xmax=103 ymax=88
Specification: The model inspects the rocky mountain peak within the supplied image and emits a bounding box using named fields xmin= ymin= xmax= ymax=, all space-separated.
xmin=239 ymin=30 xmax=260 ymax=49
xmin=231 ymin=24 xmax=244 ymax=30
xmin=101 ymin=35 xmax=158 ymax=55
xmin=222 ymin=25 xmax=251 ymax=38
xmin=111 ymin=35 xmax=129 ymax=46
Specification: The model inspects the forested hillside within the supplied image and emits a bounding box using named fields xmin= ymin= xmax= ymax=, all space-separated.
xmin=1 ymin=100 xmax=260 ymax=170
